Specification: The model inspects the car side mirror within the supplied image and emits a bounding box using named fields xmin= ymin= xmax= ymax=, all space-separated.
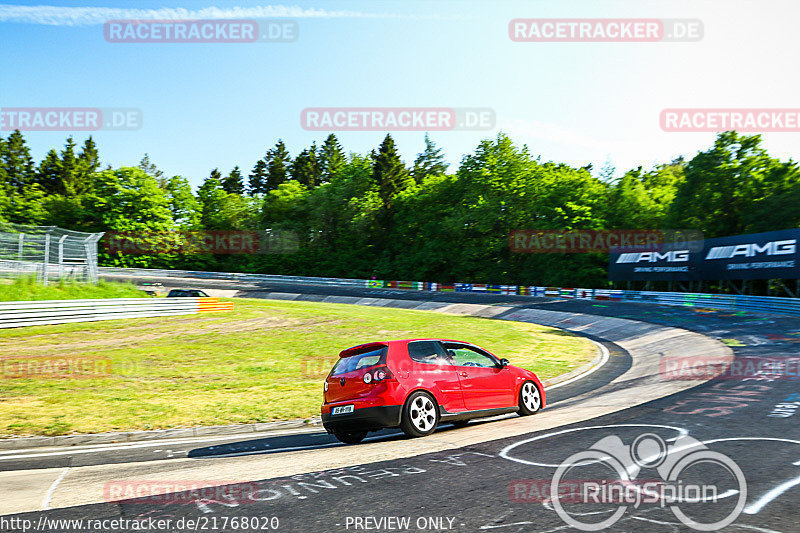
xmin=499 ymin=358 xmax=509 ymax=368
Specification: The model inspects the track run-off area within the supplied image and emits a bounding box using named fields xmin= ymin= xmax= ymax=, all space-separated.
xmin=2 ymin=274 xmax=798 ymax=532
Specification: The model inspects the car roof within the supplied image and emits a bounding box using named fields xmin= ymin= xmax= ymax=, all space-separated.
xmin=338 ymin=339 xmax=473 ymax=357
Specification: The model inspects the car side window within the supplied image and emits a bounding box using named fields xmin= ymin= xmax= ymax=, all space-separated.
xmin=408 ymin=341 xmax=450 ymax=365
xmin=447 ymin=346 xmax=497 ymax=368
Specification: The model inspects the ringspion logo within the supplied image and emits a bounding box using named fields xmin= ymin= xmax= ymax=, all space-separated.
xmin=551 ymin=433 xmax=746 ymax=530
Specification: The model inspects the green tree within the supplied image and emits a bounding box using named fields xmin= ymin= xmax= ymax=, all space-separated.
xmin=197 ymin=171 xmax=227 ymax=229
xmin=163 ymin=175 xmax=202 ymax=229
xmin=2 ymin=130 xmax=36 ymax=191
xmin=669 ymin=132 xmax=788 ymax=237
xmin=411 ymin=134 xmax=447 ymax=183
xmin=36 ymin=149 xmax=63 ymax=194
xmin=138 ymin=153 xmax=165 ymax=185
xmin=319 ymin=134 xmax=345 ymax=183
xmin=90 ymin=167 xmax=175 ymax=232
xmin=248 ymin=159 xmax=268 ymax=195
xmin=373 ymin=134 xmax=412 ymax=210
xmin=290 ymin=143 xmax=322 ymax=188
xmin=266 ymin=140 xmax=291 ymax=191
xmin=77 ymin=137 xmax=100 ymax=182
xmin=222 ymin=166 xmax=244 ymax=195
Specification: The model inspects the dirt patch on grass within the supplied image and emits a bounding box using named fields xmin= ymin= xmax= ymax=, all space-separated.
xmin=4 ymin=315 xmax=300 ymax=356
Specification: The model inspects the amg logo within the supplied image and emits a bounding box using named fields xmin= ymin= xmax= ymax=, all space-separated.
xmin=616 ymin=250 xmax=690 ymax=264
xmin=705 ymin=239 xmax=796 ymax=260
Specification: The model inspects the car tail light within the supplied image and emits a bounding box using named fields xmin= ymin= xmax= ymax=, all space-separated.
xmin=324 ymin=381 xmax=329 ymax=392
xmin=367 ymin=365 xmax=395 ymax=383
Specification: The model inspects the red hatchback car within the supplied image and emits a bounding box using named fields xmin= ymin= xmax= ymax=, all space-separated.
xmin=321 ymin=339 xmax=546 ymax=444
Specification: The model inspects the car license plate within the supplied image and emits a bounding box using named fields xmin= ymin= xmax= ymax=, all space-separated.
xmin=332 ymin=405 xmax=354 ymax=415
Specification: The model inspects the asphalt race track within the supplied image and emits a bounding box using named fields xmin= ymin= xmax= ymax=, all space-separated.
xmin=4 ymin=277 xmax=800 ymax=532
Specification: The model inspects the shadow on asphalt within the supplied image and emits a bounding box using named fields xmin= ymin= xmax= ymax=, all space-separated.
xmin=186 ymin=418 xmax=515 ymax=459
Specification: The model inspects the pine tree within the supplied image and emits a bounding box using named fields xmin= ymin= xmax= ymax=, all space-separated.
xmin=37 ymin=149 xmax=62 ymax=194
xmin=77 ymin=137 xmax=100 ymax=185
xmin=197 ymin=170 xmax=226 ymax=229
xmin=59 ymin=137 xmax=81 ymax=196
xmin=265 ymin=140 xmax=291 ymax=191
xmin=319 ymin=134 xmax=345 ymax=183
xmin=373 ymin=134 xmax=412 ymax=210
xmin=411 ymin=133 xmax=447 ymax=183
xmin=0 ymin=136 xmax=7 ymax=189
xmin=2 ymin=130 xmax=36 ymax=192
xmin=138 ymin=153 xmax=165 ymax=185
xmin=248 ymin=159 xmax=268 ymax=195
xmin=290 ymin=143 xmax=322 ymax=188
xmin=222 ymin=166 xmax=244 ymax=195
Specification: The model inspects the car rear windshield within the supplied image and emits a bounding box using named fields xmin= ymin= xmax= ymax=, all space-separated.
xmin=330 ymin=347 xmax=387 ymax=376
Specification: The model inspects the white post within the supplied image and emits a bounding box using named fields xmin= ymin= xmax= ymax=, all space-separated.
xmin=18 ymin=233 xmax=24 ymax=262
xmin=58 ymin=235 xmax=67 ymax=282
xmin=42 ymin=233 xmax=50 ymax=286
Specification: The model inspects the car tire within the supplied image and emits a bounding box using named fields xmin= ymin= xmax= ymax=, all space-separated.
xmin=400 ymin=391 xmax=439 ymax=437
xmin=332 ymin=430 xmax=368 ymax=444
xmin=518 ymin=380 xmax=542 ymax=416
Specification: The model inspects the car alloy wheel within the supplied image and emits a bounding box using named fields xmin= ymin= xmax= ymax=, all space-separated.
xmin=519 ymin=380 xmax=542 ymax=415
xmin=400 ymin=391 xmax=439 ymax=437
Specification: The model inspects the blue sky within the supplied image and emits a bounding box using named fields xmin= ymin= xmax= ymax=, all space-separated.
xmin=1 ymin=0 xmax=798 ymax=188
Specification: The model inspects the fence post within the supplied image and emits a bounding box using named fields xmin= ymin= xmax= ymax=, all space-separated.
xmin=42 ymin=233 xmax=50 ymax=286
xmin=58 ymin=234 xmax=67 ymax=282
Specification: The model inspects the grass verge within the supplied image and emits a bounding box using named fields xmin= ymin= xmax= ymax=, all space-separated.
xmin=0 ymin=297 xmax=595 ymax=436
xmin=0 ymin=276 xmax=147 ymax=301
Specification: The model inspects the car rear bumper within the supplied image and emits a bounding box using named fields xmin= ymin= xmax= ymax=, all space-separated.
xmin=322 ymin=405 xmax=402 ymax=433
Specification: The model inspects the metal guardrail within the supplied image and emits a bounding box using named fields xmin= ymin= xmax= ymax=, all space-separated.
xmin=0 ymin=297 xmax=232 ymax=329
xmin=99 ymin=267 xmax=368 ymax=288
xmin=99 ymin=267 xmax=800 ymax=317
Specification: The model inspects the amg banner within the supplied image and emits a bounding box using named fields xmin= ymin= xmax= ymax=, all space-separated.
xmin=609 ymin=229 xmax=800 ymax=281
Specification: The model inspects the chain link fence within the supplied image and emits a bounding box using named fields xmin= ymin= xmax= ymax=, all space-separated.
xmin=0 ymin=224 xmax=104 ymax=284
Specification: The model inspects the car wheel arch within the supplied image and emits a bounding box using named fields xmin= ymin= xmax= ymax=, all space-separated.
xmin=403 ymin=387 xmax=440 ymax=408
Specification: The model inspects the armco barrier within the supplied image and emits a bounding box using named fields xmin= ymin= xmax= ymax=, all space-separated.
xmin=0 ymin=297 xmax=232 ymax=329
xmin=99 ymin=267 xmax=800 ymax=317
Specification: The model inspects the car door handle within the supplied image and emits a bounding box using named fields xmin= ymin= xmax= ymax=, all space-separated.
xmin=459 ymin=371 xmax=468 ymax=377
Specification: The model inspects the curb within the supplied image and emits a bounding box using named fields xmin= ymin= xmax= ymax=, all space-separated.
xmin=0 ymin=418 xmax=323 ymax=451
xmin=541 ymin=339 xmax=607 ymax=389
